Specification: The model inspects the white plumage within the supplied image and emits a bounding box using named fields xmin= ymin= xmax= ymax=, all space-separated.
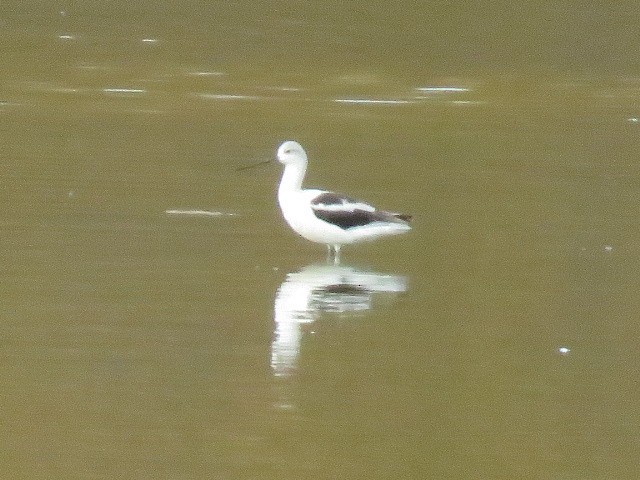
xmin=276 ymin=141 xmax=411 ymax=263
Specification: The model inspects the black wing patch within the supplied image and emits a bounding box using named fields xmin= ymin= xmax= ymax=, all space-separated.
xmin=312 ymin=209 xmax=380 ymax=229
xmin=311 ymin=192 xmax=411 ymax=230
xmin=311 ymin=192 xmax=359 ymax=205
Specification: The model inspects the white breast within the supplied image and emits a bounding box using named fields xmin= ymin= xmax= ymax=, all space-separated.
xmin=278 ymin=189 xmax=354 ymax=245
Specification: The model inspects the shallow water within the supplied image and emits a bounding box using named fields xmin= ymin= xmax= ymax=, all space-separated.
xmin=3 ymin=1 xmax=640 ymax=478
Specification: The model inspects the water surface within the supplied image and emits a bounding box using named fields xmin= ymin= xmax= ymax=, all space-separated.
xmin=3 ymin=1 xmax=640 ymax=478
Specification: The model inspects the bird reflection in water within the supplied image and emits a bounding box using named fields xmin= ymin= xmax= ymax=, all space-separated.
xmin=271 ymin=263 xmax=408 ymax=378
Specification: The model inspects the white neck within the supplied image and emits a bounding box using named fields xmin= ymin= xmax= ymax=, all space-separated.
xmin=278 ymin=160 xmax=307 ymax=197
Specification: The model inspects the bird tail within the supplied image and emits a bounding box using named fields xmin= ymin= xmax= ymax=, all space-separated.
xmin=376 ymin=211 xmax=412 ymax=224
xmin=393 ymin=213 xmax=412 ymax=222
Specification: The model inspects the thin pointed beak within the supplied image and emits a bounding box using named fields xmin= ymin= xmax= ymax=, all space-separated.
xmin=235 ymin=158 xmax=273 ymax=171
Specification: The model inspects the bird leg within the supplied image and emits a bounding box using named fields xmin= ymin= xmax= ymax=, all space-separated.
xmin=325 ymin=245 xmax=341 ymax=265
xmin=333 ymin=245 xmax=341 ymax=265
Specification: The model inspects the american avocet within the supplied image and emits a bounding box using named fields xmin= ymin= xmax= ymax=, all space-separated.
xmin=276 ymin=141 xmax=411 ymax=263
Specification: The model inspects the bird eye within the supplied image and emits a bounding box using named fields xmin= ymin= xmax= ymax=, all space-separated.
xmin=284 ymin=149 xmax=292 ymax=154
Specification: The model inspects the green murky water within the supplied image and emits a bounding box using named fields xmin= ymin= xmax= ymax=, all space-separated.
xmin=3 ymin=1 xmax=640 ymax=478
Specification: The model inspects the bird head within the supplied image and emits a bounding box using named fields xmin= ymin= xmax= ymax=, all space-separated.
xmin=276 ymin=141 xmax=307 ymax=165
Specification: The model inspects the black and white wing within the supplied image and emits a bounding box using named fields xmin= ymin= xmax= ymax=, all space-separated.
xmin=310 ymin=192 xmax=411 ymax=230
